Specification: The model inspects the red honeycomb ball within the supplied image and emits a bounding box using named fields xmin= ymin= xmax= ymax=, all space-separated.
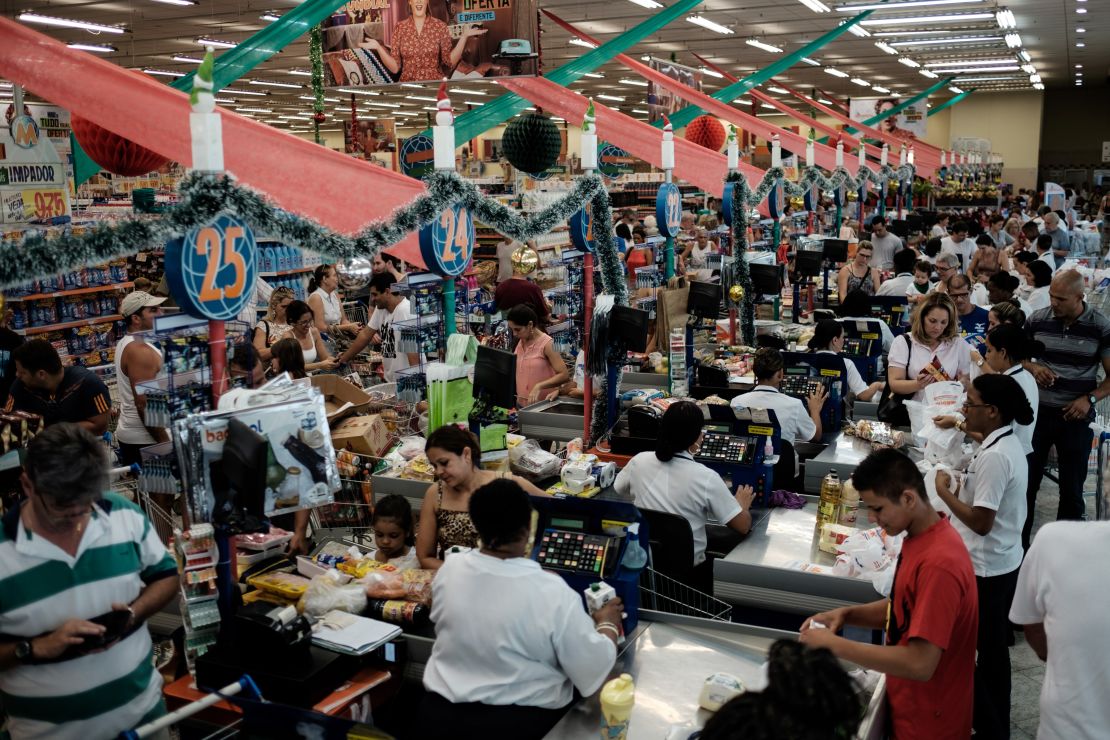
xmin=685 ymin=115 xmax=726 ymax=152
xmin=71 ymin=115 xmax=170 ymax=177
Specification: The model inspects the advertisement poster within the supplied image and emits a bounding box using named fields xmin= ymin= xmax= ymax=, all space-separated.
xmin=647 ymin=59 xmax=703 ymax=124
xmin=849 ymin=97 xmax=925 ymax=142
xmin=4 ymin=102 xmax=73 ymax=189
xmin=344 ymin=117 xmax=397 ymax=158
xmin=0 ymin=105 xmax=72 ymax=225
xmin=321 ymin=0 xmax=538 ymax=88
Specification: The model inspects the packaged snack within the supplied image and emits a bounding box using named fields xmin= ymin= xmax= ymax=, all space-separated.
xmin=361 ymin=568 xmax=406 ymax=599
xmin=402 ymin=569 xmax=435 ymax=605
xmin=247 ymin=571 xmax=312 ymax=600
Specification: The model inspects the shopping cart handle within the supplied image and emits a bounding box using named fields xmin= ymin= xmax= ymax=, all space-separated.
xmin=109 ymin=463 xmax=142 ymax=479
xmin=119 ymin=675 xmax=262 ymax=739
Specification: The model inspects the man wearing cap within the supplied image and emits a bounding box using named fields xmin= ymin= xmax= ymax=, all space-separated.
xmin=114 ymin=291 xmax=166 ymax=466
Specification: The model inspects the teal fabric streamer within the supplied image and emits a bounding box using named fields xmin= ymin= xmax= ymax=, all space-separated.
xmin=928 ymin=88 xmax=976 ymax=117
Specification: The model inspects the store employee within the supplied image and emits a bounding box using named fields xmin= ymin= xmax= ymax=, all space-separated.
xmin=4 ymin=339 xmax=112 ymax=435
xmin=730 ymin=348 xmax=827 ymax=450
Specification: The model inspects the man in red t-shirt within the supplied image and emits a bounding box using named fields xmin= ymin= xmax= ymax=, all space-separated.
xmin=801 ymin=449 xmax=978 ymax=740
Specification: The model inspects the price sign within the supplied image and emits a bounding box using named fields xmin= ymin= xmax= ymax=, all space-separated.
xmin=164 ymin=213 xmax=258 ymax=320
xmin=22 ymin=189 xmax=65 ymax=220
xmin=1 ymin=191 xmax=25 ymax=224
xmin=419 ymin=203 xmax=474 ymax=277
xmin=568 ymin=206 xmax=596 ymax=253
xmin=656 ymin=182 xmax=682 ymax=238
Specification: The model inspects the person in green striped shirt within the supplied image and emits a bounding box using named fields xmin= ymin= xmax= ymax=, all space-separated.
xmin=0 ymin=423 xmax=178 ymax=739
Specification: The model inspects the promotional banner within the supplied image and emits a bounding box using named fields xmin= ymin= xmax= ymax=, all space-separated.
xmin=322 ymin=0 xmax=539 ymax=88
xmin=344 ymin=117 xmax=396 ymax=158
xmin=647 ymin=59 xmax=702 ymax=124
xmin=1 ymin=106 xmax=72 ymax=225
xmin=849 ymin=97 xmax=926 ymax=142
xmin=4 ymin=102 xmax=73 ymax=189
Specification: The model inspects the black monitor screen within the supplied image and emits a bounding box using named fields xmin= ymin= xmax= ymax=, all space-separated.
xmin=905 ymin=214 xmax=924 ymax=233
xmin=822 ymin=239 xmax=849 ymax=263
xmin=473 ymin=345 xmax=517 ymax=408
xmin=610 ymin=305 xmax=650 ymax=352
xmin=794 ymin=249 xmax=824 ymax=278
xmin=889 ymin=220 xmax=909 ymax=238
xmin=687 ymin=280 xmax=722 ymax=320
xmin=750 ymin=263 xmax=784 ymax=296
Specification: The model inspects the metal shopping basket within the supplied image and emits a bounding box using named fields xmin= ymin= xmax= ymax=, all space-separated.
xmin=639 ymin=567 xmax=733 ymax=622
xmin=311 ymin=448 xmax=379 ymax=539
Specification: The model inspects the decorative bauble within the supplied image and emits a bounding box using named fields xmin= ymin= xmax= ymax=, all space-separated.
xmin=313 ymin=112 xmax=327 ymax=123
xmin=502 ymin=113 xmax=562 ymax=176
xmin=71 ymin=115 xmax=169 ymax=177
xmin=684 ymin=115 xmax=726 ymax=152
xmin=337 ymin=258 xmax=374 ymax=291
xmin=789 ymin=195 xmax=805 ymax=211
xmin=510 ymin=245 xmax=539 ymax=274
xmin=729 ymin=284 xmax=744 ymax=303
xmin=846 ymin=189 xmax=859 ymax=203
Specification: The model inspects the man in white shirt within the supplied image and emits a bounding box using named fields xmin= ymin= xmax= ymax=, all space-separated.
xmin=337 ymin=272 xmax=419 ymax=380
xmin=1034 ymin=234 xmax=1058 ymax=276
xmin=940 ymin=221 xmax=975 ymax=272
xmin=876 ymin=249 xmax=917 ymax=297
xmin=930 ymin=214 xmax=950 ymax=239
xmin=1010 ymin=520 xmax=1110 ymax=740
xmin=867 ymin=216 xmax=904 ymax=271
xmin=730 ymin=349 xmax=827 ymax=475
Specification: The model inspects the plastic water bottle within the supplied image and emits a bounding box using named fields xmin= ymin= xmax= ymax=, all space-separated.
xmin=763 ymin=436 xmax=774 ymax=466
xmin=620 ymin=523 xmax=648 ymax=573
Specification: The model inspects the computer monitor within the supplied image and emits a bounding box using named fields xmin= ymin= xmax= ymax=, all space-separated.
xmin=889 ymin=219 xmax=910 ymax=238
xmin=750 ymin=264 xmax=785 ymax=296
xmin=905 ymin=214 xmax=924 ymax=233
xmin=822 ymin=238 xmax=849 ymax=263
xmin=687 ymin=281 xmax=722 ymax=321
xmin=609 ymin=305 xmax=651 ymax=353
xmin=473 ymin=346 xmax=517 ymax=409
xmin=793 ymin=249 xmax=824 ymax=278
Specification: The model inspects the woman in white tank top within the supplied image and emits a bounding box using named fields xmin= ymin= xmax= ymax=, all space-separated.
xmin=280 ymin=300 xmax=337 ymax=373
xmin=307 ymin=265 xmax=361 ymax=337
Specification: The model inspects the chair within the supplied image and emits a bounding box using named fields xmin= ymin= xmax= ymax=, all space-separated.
xmin=638 ymin=508 xmax=713 ymax=598
xmin=773 ymin=439 xmax=799 ymax=493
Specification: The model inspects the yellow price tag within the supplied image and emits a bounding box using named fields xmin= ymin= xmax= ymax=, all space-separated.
xmin=820 ymin=369 xmax=843 ymax=377
xmin=861 ymin=332 xmax=880 ymax=340
xmin=22 ymin=189 xmax=65 ymax=220
xmin=748 ymin=425 xmax=774 ymax=436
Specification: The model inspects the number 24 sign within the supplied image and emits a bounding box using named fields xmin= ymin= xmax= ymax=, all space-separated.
xmin=164 ymin=214 xmax=258 ymax=321
xmin=419 ymin=203 xmax=474 ymax=277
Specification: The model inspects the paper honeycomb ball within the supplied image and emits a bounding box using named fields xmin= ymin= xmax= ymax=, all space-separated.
xmin=685 ymin=115 xmax=726 ymax=152
xmin=502 ymin=112 xmax=562 ymax=176
xmin=71 ymin=115 xmax=169 ymax=177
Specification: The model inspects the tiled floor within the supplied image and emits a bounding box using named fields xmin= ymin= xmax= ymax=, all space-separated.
xmin=1006 ymin=472 xmax=1099 ymax=739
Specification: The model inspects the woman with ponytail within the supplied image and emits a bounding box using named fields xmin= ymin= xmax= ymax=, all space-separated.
xmin=807 ymin=320 xmax=884 ymax=402
xmin=933 ymin=373 xmax=1035 ymax=738
xmin=614 ymin=400 xmax=753 ymax=565
xmin=307 ymin=264 xmax=362 ymax=338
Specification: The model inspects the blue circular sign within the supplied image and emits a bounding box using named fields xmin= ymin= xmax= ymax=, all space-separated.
xmin=656 ymin=182 xmax=682 ymax=238
xmin=164 ymin=214 xmax=258 ymax=321
xmin=766 ymin=179 xmax=786 ymax=219
xmin=568 ymin=207 xmax=596 ymax=253
xmin=597 ymin=143 xmax=633 ymax=180
xmin=419 ymin=203 xmax=475 ymax=277
xmin=803 ymin=183 xmax=820 ymax=212
xmin=400 ymin=134 xmax=435 ymax=179
xmin=9 ymin=115 xmax=40 ymax=150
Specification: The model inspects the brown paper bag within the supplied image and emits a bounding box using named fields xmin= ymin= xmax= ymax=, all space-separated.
xmin=656 ymin=276 xmax=690 ymax=343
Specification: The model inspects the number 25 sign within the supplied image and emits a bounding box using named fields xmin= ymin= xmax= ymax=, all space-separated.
xmin=165 ymin=214 xmax=258 ymax=321
xmin=419 ymin=203 xmax=474 ymax=277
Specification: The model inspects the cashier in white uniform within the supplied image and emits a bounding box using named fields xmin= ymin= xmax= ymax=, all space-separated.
xmin=614 ymin=400 xmax=754 ymax=565
xmin=418 ymin=479 xmax=623 ymax=739
xmin=730 ymin=349 xmax=827 ymax=474
xmin=807 ymin=320 xmax=884 ymax=402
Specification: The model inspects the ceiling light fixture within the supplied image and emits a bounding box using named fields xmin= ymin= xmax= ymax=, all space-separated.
xmin=1076 ymin=27 xmax=1086 ymax=33
xmin=700 ymin=67 xmax=725 ymax=79
xmin=1004 ymin=33 xmax=1021 ymax=48
xmin=995 ymin=9 xmax=1015 ymax=29
xmin=632 ymin=108 xmax=650 ymax=114
xmin=872 ymin=85 xmax=890 ymax=92
xmin=924 ymin=58 xmax=1015 ymax=67
xmin=1075 ymin=6 xmax=1086 ymax=13
xmin=299 ymin=95 xmax=339 ymax=102
xmin=898 ymin=57 xmax=921 ymax=67
xmin=686 ymin=15 xmax=734 ymax=34
xmin=1076 ymin=71 xmax=1083 ymax=76
xmin=933 ymin=65 xmax=1019 ymax=73
xmin=875 ymin=42 xmax=899 ymax=54
xmin=260 ymin=12 xmax=281 ymax=21
xmin=746 ymin=38 xmax=783 ymax=53
xmin=619 ymin=78 xmax=649 ymax=87
xmin=627 ymin=0 xmax=663 ymax=6
xmin=235 ymin=107 xmax=273 ymax=114
xmin=597 ymin=93 xmax=626 ymax=101
xmin=196 ymin=37 xmax=237 ymax=49
xmin=949 ymin=85 xmax=964 ymax=93
xmin=68 ymin=43 xmax=118 ymax=53
xmin=288 ymin=70 xmax=314 ymax=77
xmin=213 ymin=97 xmax=235 ymax=104
xmin=568 ymin=37 xmax=597 ymax=48
xmin=861 ymin=12 xmax=994 ymax=25
xmin=1075 ymin=42 xmax=1085 ymax=47
xmin=405 ymin=95 xmax=438 ymax=101
xmin=919 ymin=69 xmax=939 ymax=78
xmin=151 ymin=0 xmax=198 ymax=5
xmin=223 ymin=87 xmax=267 ymax=96
xmin=954 ymin=75 xmax=1017 ymax=81
xmin=172 ymin=55 xmax=203 ymax=63
xmin=1020 ymin=64 xmax=1035 ymax=73
xmin=1076 ymin=64 xmax=1083 ymax=68
xmin=801 ymin=57 xmax=822 ymax=66
xmin=249 ymin=79 xmax=302 ymax=89
xmin=143 ymin=69 xmax=186 ymax=77
xmin=890 ymin=35 xmax=1002 ymax=46
xmin=824 ymin=67 xmax=850 ymax=77
xmin=335 ymin=87 xmax=382 ymax=96
xmin=1029 ymin=74 xmax=1041 ymax=83
xmin=851 ymin=77 xmax=871 ymax=86
xmin=797 ymin=0 xmax=832 ymax=12
xmin=761 ymin=103 xmax=777 ymax=109
xmin=18 ymin=12 xmax=126 ymax=33
xmin=767 ymin=86 xmax=790 ymax=94
xmin=836 ymin=0 xmax=983 ymax=10
xmin=1032 ymin=82 xmax=1044 ymax=89
xmin=842 ymin=21 xmax=871 ymax=36
xmin=463 ymin=100 xmax=485 ymax=106
xmin=818 ymin=97 xmax=834 ymax=104
xmin=583 ymin=72 xmax=605 ymax=78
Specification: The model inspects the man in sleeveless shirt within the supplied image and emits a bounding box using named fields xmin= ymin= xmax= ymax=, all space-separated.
xmin=114 ymin=292 xmax=166 ymax=467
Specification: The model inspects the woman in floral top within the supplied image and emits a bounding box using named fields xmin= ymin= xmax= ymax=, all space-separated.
xmin=361 ymin=0 xmax=486 ymax=82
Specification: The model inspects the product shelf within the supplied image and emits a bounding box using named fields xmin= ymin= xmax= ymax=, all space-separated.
xmin=11 ymin=282 xmax=133 ymax=302
xmin=259 ymin=267 xmax=314 ymax=277
xmin=15 ymin=314 xmax=123 ymax=336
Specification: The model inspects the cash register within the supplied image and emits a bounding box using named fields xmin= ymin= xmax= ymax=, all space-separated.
xmin=782 ymin=352 xmax=844 ymax=440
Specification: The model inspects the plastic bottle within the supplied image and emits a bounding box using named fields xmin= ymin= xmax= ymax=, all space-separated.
xmin=366 ymin=598 xmax=430 ymax=627
xmin=817 ymin=471 xmax=843 ymax=529
xmin=620 ymin=523 xmax=648 ymax=573
xmin=838 ymin=478 xmax=860 ymax=526
xmin=599 ymin=674 xmax=636 ymax=739
xmin=763 ymin=436 xmax=774 ymax=466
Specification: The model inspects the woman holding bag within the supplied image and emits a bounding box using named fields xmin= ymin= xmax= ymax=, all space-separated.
xmin=886 ymin=292 xmax=971 ymax=404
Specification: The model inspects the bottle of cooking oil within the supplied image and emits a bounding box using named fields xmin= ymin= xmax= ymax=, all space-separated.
xmin=817 ymin=471 xmax=843 ymax=529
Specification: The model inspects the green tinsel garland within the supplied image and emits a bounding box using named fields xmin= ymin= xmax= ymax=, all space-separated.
xmin=310 ymin=25 xmax=325 ymax=146
xmin=725 ymin=172 xmax=756 ymax=345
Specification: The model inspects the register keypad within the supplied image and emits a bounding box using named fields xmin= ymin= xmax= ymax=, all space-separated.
xmin=537 ymin=530 xmax=612 ymax=575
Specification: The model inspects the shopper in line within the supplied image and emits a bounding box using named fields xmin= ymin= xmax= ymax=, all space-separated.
xmin=933 ymin=375 xmax=1033 ymax=739
xmin=947 ymin=273 xmax=990 ymax=335
xmin=930 ymin=213 xmax=950 ymax=239
xmin=699 ymin=641 xmax=863 ymax=740
xmin=507 ymin=304 xmax=569 ymax=407
xmin=279 ymin=301 xmax=337 ymax=374
xmin=337 ymin=272 xmax=419 ymax=380
xmin=614 ymin=401 xmax=754 ymax=566
xmin=1041 ymin=211 xmax=1070 ymax=268
xmin=986 ymin=213 xmax=1015 ymax=249
xmin=252 ymin=285 xmax=294 ymax=363
xmin=987 ymin=300 xmax=1026 ymax=332
xmin=876 ymin=248 xmax=917 ymax=297
xmin=418 ymin=478 xmax=621 ymax=738
xmin=0 ymin=424 xmax=179 ymax=740
xmin=906 ymin=259 xmax=936 ymax=304
xmin=114 ymin=291 xmax=168 ymax=466
xmin=867 ymin=215 xmax=904 ymax=271
xmin=307 ymin=264 xmax=362 ymax=339
xmin=806 ymin=320 xmax=883 ymax=402
xmin=836 ymin=240 xmax=881 ymax=299
xmin=800 ymin=448 xmax=978 ymax=740
xmin=493 ymin=247 xmax=549 ymax=323
xmin=940 ymin=221 xmax=975 ymax=271
xmin=1023 ymin=269 xmax=1110 ymax=548
xmin=887 ymin=292 xmax=971 ymax=403
xmin=1010 ymin=518 xmax=1110 ymax=740
xmin=269 ymin=337 xmax=308 ymax=380
xmin=5 ymin=339 xmax=112 ymax=435
xmin=1033 ymin=233 xmax=1057 ymax=276
xmin=372 ymin=252 xmax=406 ymax=283
xmin=416 ymin=425 xmax=546 ymax=570
xmin=1025 ymin=261 xmax=1053 ymax=313
xmin=985 ymin=272 xmax=1031 ymax=318
xmin=968 ymin=233 xmax=1010 ymax=283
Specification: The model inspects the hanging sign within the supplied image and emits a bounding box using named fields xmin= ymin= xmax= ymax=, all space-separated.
xmin=597 ymin=143 xmax=634 ymax=180
xmin=803 ymin=183 xmax=821 ymax=212
xmin=721 ymin=181 xmax=736 ymax=227
xmin=766 ymin=178 xmax=786 ymax=219
xmin=400 ymin=134 xmax=436 ymax=179
xmin=0 ymin=108 xmax=72 ymax=225
xmin=419 ymin=203 xmax=474 ymax=277
xmin=656 ymin=182 xmax=682 ymax=238
xmin=164 ymin=213 xmax=258 ymax=321
xmin=568 ymin=206 xmax=597 ymax=253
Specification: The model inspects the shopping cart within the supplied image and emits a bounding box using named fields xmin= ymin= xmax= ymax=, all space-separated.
xmin=639 ymin=567 xmax=733 ymax=622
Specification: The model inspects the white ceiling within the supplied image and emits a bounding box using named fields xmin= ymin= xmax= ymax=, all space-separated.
xmin=1 ymin=0 xmax=1103 ymax=137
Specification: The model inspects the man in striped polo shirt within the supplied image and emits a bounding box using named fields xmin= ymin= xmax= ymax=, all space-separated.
xmin=0 ymin=424 xmax=178 ymax=739
xmin=1023 ymin=269 xmax=1110 ymax=548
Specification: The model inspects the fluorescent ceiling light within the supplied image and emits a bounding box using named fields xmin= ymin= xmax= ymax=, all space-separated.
xmin=619 ymin=78 xmax=649 ymax=87
xmin=1076 ymin=27 xmax=1086 ymax=33
xmin=924 ymin=58 xmax=1015 ymax=67
xmin=366 ymin=102 xmax=402 ymax=108
xmin=463 ymin=100 xmax=485 ymax=106
xmin=569 ymin=37 xmax=597 ymax=48
xmin=949 ymin=85 xmax=964 ymax=93
xmin=288 ymin=70 xmax=314 ymax=77
xmin=223 ymin=87 xmax=267 ymax=96
xmin=405 ymin=95 xmax=438 ymax=101
xmin=761 ymin=103 xmax=777 ymax=109
xmin=172 ymin=55 xmax=203 ymax=64
xmin=213 ymin=97 xmax=235 ymax=104
xmin=583 ymin=72 xmax=605 ymax=78
xmin=746 ymin=38 xmax=783 ymax=53
xmin=851 ymin=77 xmax=871 ymax=86
xmin=688 ymin=15 xmax=735 ymax=35
xmin=143 ymin=69 xmax=186 ymax=77
xmin=767 ymin=86 xmax=789 ymax=94
xmin=1020 ymin=64 xmax=1035 ymax=73
xmin=421 ymin=107 xmax=438 ymax=112
xmin=336 ymin=88 xmax=382 ymax=96
xmin=68 ymin=43 xmax=117 ymax=53
xmin=874 ymin=29 xmax=947 ymax=35
xmin=898 ymin=57 xmax=921 ymax=67
xmin=260 ymin=12 xmax=282 ymax=22
xmin=701 ymin=67 xmax=725 ymax=79
xmin=890 ymin=36 xmax=1001 ymax=46
xmin=1075 ymin=42 xmax=1085 ymax=48
xmin=1019 ymin=50 xmax=1031 ymax=61
xmin=1032 ymin=83 xmax=1044 ymax=89
xmin=797 ymin=0 xmax=832 ymax=12
xmin=919 ymin=69 xmax=939 ymax=78
xmin=843 ymin=21 xmax=871 ymax=36
xmin=301 ymin=95 xmax=340 ymax=102
xmin=1075 ymin=6 xmax=1086 ymax=12
xmin=875 ymin=42 xmax=899 ymax=54
xmin=18 ymin=13 xmax=126 ymax=33
xmin=235 ymin=107 xmax=273 ymax=114
xmin=151 ymin=0 xmax=197 ymax=5
xmin=801 ymin=57 xmax=821 ymax=66
xmin=954 ymin=75 xmax=1017 ymax=81
xmin=861 ymin=12 xmax=994 ymax=25
xmin=837 ymin=0 xmax=982 ymax=10
xmin=1004 ymin=33 xmax=1021 ymax=48
xmin=818 ymin=97 xmax=834 ymax=104
xmin=196 ymin=37 xmax=237 ymax=49
xmin=632 ymin=108 xmax=650 ymax=114
xmin=250 ymin=79 xmax=302 ymax=89
xmin=627 ymin=0 xmax=663 ymax=7
xmin=995 ymin=9 xmax=1015 ymax=29
xmin=400 ymin=83 xmax=423 ymax=88
xmin=1029 ymin=74 xmax=1041 ymax=83
xmin=824 ymin=67 xmax=850 ymax=77
xmin=597 ymin=94 xmax=626 ymax=101
xmin=872 ymin=85 xmax=890 ymax=93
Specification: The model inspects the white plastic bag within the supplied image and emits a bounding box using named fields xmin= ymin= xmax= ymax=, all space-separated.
xmin=509 ymin=439 xmax=561 ymax=479
xmin=299 ymin=570 xmax=368 ymax=617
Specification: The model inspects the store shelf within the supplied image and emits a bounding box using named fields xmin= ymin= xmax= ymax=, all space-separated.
xmin=11 ymin=282 xmax=133 ymax=302
xmin=260 ymin=267 xmax=313 ymax=277
xmin=16 ymin=314 xmax=123 ymax=336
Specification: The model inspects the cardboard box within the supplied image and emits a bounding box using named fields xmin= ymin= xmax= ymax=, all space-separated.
xmin=330 ymin=414 xmax=391 ymax=458
xmin=312 ymin=374 xmax=374 ymax=423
